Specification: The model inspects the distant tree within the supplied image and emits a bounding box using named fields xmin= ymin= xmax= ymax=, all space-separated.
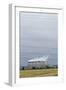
xmin=22 ymin=66 xmax=24 ymax=70
xmin=46 ymin=65 xmax=50 ymax=69
xmin=32 ymin=67 xmax=35 ymax=69
xmin=55 ymin=65 xmax=58 ymax=68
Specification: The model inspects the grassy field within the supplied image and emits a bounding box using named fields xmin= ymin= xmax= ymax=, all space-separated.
xmin=20 ymin=68 xmax=58 ymax=78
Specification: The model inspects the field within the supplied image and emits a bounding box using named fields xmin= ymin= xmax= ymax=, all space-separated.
xmin=20 ymin=68 xmax=58 ymax=78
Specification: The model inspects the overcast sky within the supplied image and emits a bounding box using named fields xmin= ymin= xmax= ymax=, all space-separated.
xmin=19 ymin=12 xmax=58 ymax=66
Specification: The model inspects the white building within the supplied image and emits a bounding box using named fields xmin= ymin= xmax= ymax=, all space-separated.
xmin=28 ymin=56 xmax=48 ymax=69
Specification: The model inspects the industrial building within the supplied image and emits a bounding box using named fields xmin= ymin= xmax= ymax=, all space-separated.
xmin=28 ymin=56 xmax=48 ymax=69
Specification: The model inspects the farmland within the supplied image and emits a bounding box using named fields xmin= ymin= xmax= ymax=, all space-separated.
xmin=20 ymin=68 xmax=58 ymax=78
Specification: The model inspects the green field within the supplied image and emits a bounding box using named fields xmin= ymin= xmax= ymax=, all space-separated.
xmin=20 ymin=68 xmax=58 ymax=78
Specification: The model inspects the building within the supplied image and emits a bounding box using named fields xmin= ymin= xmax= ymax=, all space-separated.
xmin=28 ymin=56 xmax=48 ymax=69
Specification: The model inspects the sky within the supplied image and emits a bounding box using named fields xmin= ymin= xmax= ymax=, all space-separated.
xmin=19 ymin=12 xmax=58 ymax=67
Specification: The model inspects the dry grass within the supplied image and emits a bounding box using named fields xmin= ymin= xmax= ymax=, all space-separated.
xmin=20 ymin=68 xmax=58 ymax=78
